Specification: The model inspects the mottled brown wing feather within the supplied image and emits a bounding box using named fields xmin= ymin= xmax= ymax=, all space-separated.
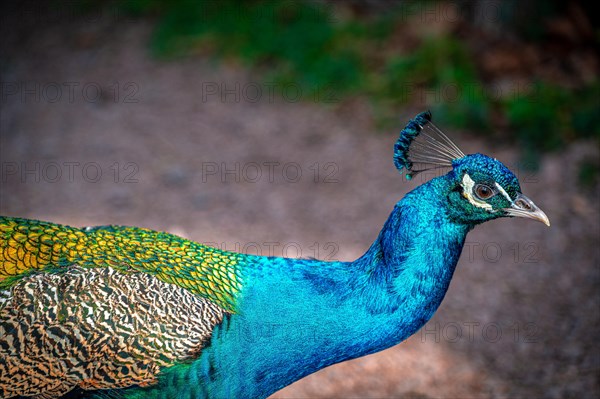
xmin=0 ymin=266 xmax=224 ymax=398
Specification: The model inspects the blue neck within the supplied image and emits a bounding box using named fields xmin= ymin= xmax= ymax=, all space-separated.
xmin=125 ymin=175 xmax=472 ymax=399
xmin=346 ymin=177 xmax=471 ymax=329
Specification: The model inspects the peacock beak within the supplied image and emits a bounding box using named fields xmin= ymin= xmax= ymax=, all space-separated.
xmin=504 ymin=193 xmax=550 ymax=227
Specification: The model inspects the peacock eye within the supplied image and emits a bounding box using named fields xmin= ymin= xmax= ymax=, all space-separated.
xmin=474 ymin=184 xmax=495 ymax=200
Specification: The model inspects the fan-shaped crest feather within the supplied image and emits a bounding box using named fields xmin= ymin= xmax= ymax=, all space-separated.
xmin=394 ymin=111 xmax=465 ymax=180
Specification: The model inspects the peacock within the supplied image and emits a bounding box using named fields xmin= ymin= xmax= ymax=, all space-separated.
xmin=0 ymin=111 xmax=549 ymax=399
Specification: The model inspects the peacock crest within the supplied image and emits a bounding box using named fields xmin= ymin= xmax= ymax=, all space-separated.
xmin=394 ymin=111 xmax=466 ymax=180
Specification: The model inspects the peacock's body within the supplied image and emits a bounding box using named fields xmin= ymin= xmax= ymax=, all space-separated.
xmin=0 ymin=112 xmax=549 ymax=399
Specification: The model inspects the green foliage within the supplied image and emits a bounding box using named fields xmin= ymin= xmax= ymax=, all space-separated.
xmin=505 ymin=82 xmax=600 ymax=151
xmin=110 ymin=0 xmax=597 ymax=164
xmin=381 ymin=36 xmax=490 ymax=130
xmin=136 ymin=0 xmax=364 ymax=96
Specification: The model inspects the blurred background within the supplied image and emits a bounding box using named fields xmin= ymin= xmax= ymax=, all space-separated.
xmin=1 ymin=0 xmax=598 ymax=398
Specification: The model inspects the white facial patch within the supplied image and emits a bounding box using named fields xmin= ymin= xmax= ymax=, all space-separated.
xmin=461 ymin=173 xmax=493 ymax=210
xmin=495 ymin=182 xmax=514 ymax=205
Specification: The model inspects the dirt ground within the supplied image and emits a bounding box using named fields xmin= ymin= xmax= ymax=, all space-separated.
xmin=1 ymin=14 xmax=599 ymax=399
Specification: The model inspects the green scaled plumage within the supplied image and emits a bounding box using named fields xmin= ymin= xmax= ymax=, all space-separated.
xmin=0 ymin=218 xmax=244 ymax=311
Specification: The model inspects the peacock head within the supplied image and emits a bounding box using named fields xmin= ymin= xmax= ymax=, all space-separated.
xmin=394 ymin=111 xmax=550 ymax=227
